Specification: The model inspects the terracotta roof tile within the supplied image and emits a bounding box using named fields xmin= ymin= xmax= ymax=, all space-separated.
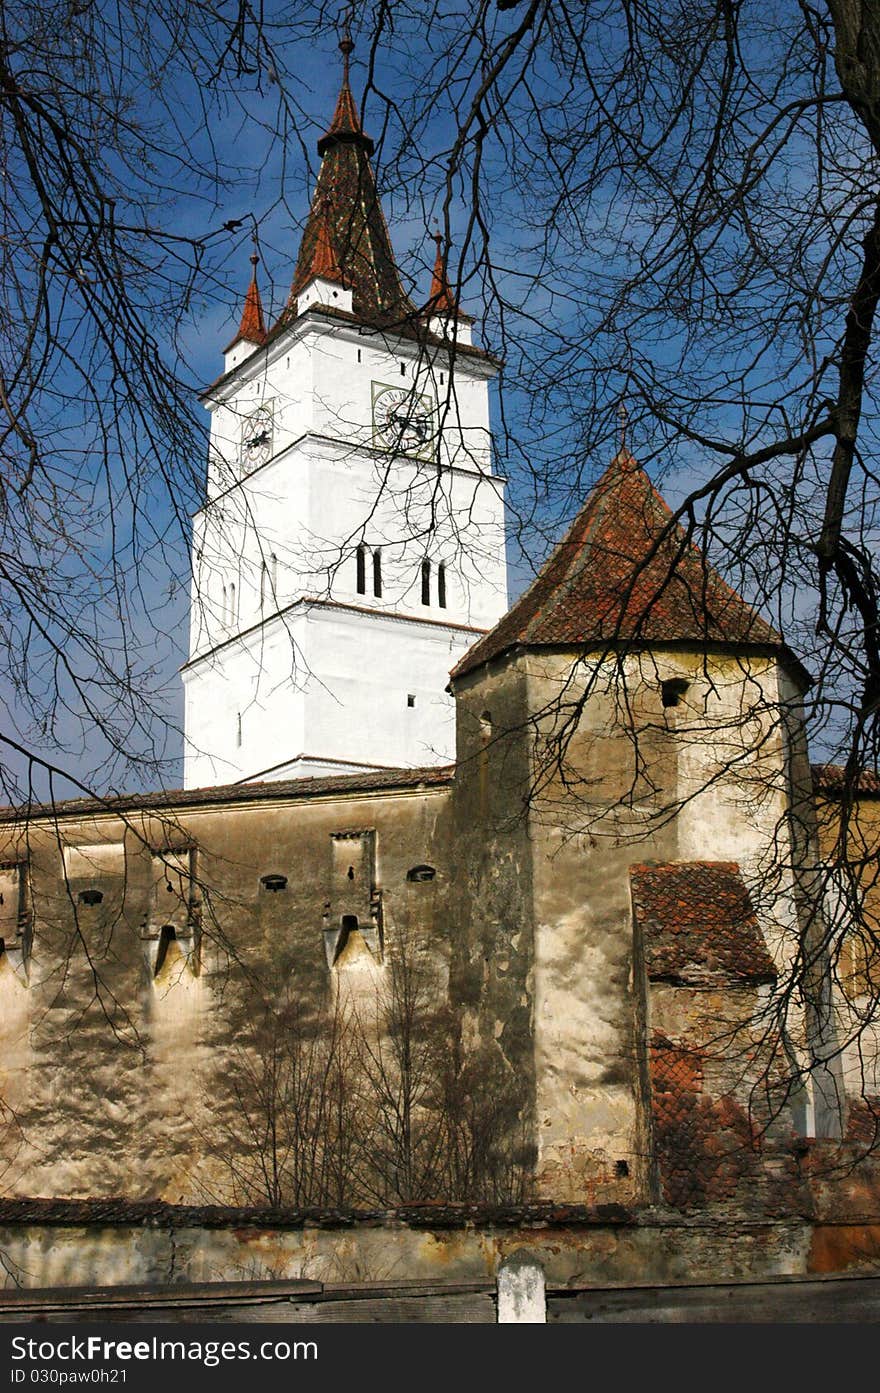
xmin=223 ymin=253 xmax=267 ymax=353
xmin=0 ymin=764 xmax=454 ymax=823
xmin=284 ymin=66 xmax=417 ymax=329
xmin=306 ymin=199 xmax=346 ymax=285
xmin=631 ymin=861 xmax=777 ymax=985
xmin=451 ymin=450 xmax=793 ymax=681
xmin=426 ymin=231 xmax=462 ymax=318
xmin=812 ymin=763 xmax=880 ymax=796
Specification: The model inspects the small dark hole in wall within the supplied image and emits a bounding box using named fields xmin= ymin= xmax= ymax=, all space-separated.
xmin=661 ymin=678 xmax=690 ymax=709
xmin=407 ymin=694 xmax=416 ymax=707
xmin=615 ymin=1159 xmax=629 ymax=1178
xmin=0 ymin=937 xmax=5 ymax=955
xmin=78 ymin=888 xmax=103 ymax=907
xmin=260 ymin=873 xmax=288 ymax=893
xmin=348 ymin=866 xmax=355 ymax=880
xmin=407 ymin=865 xmax=436 ymax=883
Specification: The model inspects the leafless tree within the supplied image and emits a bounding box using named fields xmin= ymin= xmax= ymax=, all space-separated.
xmin=5 ymin=0 xmax=880 ymax=1169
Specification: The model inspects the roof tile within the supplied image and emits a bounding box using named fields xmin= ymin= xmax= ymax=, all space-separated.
xmin=631 ymin=861 xmax=777 ymax=985
xmin=452 ymin=449 xmax=789 ymax=680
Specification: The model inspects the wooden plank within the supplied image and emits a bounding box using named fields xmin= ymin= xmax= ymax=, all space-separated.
xmin=284 ymin=1295 xmax=495 ymax=1323
xmin=0 ymin=1293 xmax=496 ymax=1325
xmin=0 ymin=1278 xmax=322 ymax=1314
xmin=548 ymin=1276 xmax=880 ymax=1323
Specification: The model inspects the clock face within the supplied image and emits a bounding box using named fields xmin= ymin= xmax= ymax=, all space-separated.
xmin=371 ymin=383 xmax=434 ymax=457
xmin=240 ymin=405 xmax=273 ymax=468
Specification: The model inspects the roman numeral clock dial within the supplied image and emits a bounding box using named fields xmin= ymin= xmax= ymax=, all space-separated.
xmin=371 ymin=383 xmax=435 ymax=458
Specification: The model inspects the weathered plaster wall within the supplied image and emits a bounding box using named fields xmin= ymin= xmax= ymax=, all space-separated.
xmin=0 ymin=1205 xmax=826 ymax=1292
xmin=450 ymin=646 xmax=815 ymax=1206
xmin=814 ymin=780 xmax=880 ymax=1119
xmin=0 ymin=778 xmax=454 ymax=1205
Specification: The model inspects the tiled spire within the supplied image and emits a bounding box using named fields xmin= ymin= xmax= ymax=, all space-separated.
xmin=428 ymin=232 xmax=456 ymax=317
xmin=427 ymin=231 xmax=459 ymax=317
xmin=224 ymin=251 xmax=267 ymax=353
xmin=306 ymin=198 xmax=345 ymax=285
xmin=316 ymin=32 xmax=374 ymax=158
xmin=286 ymin=36 xmax=416 ymax=326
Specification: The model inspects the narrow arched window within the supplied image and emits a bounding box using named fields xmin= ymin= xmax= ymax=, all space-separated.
xmin=373 ymin=548 xmax=382 ymax=598
xmin=356 ymin=545 xmax=366 ymax=595
xmin=228 ymin=581 xmax=236 ymax=624
xmin=270 ymin=552 xmax=278 ymax=593
xmin=421 ymin=558 xmax=431 ymax=606
xmin=260 ymin=562 xmax=268 ymax=612
xmin=438 ymin=562 xmax=447 ymax=609
xmin=221 ymin=583 xmax=227 ymax=621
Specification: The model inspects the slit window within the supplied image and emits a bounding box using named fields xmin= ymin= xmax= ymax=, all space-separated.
xmin=260 ymin=562 xmax=268 ymax=611
xmin=154 ymin=925 xmax=176 ymax=977
xmin=373 ymin=548 xmax=382 ymax=598
xmin=400 ymin=362 xmax=406 ymax=376
xmin=356 ymin=545 xmax=366 ymax=595
xmin=438 ymin=562 xmax=447 ymax=609
xmin=421 ymin=558 xmax=431 ymax=606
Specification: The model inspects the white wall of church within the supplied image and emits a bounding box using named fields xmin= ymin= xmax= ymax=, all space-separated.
xmin=183 ymin=601 xmax=476 ymax=786
xmin=185 ymin=311 xmax=508 ymax=786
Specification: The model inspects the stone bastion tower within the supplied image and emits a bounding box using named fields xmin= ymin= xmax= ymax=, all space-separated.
xmin=182 ymin=41 xmax=508 ymax=789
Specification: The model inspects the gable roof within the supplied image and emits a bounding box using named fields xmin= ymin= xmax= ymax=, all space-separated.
xmin=451 ymin=448 xmax=800 ymax=682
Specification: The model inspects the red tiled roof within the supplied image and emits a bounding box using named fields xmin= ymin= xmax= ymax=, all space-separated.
xmin=284 ymin=67 xmax=417 ymax=329
xmin=0 ymin=765 xmax=454 ymax=823
xmin=305 ymin=199 xmax=346 ymax=285
xmin=812 ymin=763 xmax=880 ymax=796
xmin=451 ymin=449 xmax=791 ymax=681
xmin=223 ymin=253 xmax=267 ymax=353
xmin=630 ymin=861 xmax=777 ymax=985
xmin=426 ymin=231 xmax=462 ymax=318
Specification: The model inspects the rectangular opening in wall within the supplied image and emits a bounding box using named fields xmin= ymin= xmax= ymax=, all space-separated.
xmin=407 ymin=694 xmax=416 ymax=708
xmin=373 ymin=548 xmax=382 ymax=598
xmin=63 ymin=844 xmax=126 ymax=881
xmin=0 ymin=863 xmax=25 ymax=939
xmin=148 ymin=846 xmax=197 ymax=937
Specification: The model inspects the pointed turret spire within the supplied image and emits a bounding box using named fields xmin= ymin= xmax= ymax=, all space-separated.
xmin=285 ymin=32 xmax=416 ymax=326
xmin=308 ymin=198 xmax=346 ymax=285
xmin=317 ymin=26 xmax=375 ymax=157
xmin=428 ymin=230 xmax=458 ymax=317
xmin=451 ymin=446 xmax=801 ymax=682
xmin=224 ymin=249 xmax=267 ymax=354
xmin=423 ymin=226 xmax=474 ymax=341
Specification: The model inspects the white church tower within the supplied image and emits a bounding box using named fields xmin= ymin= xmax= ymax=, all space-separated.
xmin=182 ymin=38 xmax=508 ymax=788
